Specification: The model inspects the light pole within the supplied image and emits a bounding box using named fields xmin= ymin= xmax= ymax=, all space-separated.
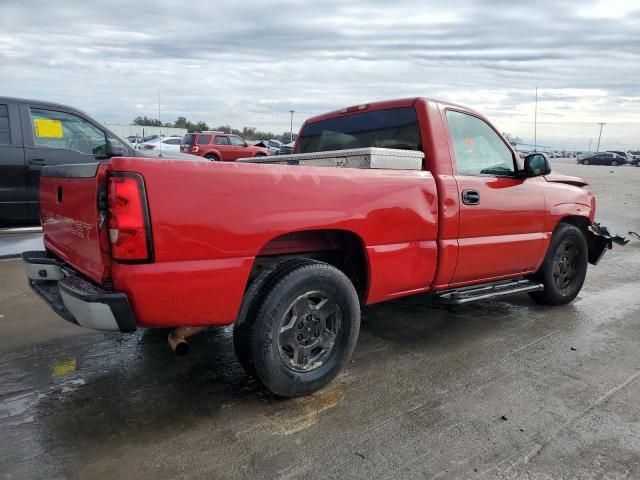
xmin=534 ymin=87 xmax=538 ymax=152
xmin=289 ymin=110 xmax=295 ymax=142
xmin=588 ymin=139 xmax=592 ymax=152
xmin=596 ymin=122 xmax=606 ymax=152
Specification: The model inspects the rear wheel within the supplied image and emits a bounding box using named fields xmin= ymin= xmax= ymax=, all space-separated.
xmin=582 ymin=159 xmax=590 ymax=165
xmin=205 ymin=154 xmax=220 ymax=161
xmin=234 ymin=260 xmax=360 ymax=397
xmin=611 ymin=160 xmax=618 ymax=166
xmin=529 ymin=223 xmax=588 ymax=305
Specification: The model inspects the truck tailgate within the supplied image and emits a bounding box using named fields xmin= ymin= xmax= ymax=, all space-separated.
xmin=40 ymin=163 xmax=111 ymax=285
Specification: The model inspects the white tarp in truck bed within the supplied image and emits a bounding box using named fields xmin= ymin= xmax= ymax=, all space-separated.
xmin=237 ymin=147 xmax=424 ymax=171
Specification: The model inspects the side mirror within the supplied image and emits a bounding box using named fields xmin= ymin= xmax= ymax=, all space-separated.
xmin=106 ymin=138 xmax=125 ymax=157
xmin=523 ymin=153 xmax=551 ymax=177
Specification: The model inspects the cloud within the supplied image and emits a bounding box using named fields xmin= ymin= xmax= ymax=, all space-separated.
xmin=0 ymin=0 xmax=638 ymax=149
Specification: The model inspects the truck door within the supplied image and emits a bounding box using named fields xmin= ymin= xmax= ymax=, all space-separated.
xmin=0 ymin=102 xmax=27 ymax=226
xmin=444 ymin=109 xmax=546 ymax=284
xmin=21 ymin=105 xmax=108 ymax=222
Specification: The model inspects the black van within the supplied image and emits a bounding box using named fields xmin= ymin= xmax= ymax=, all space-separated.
xmin=0 ymin=97 xmax=198 ymax=226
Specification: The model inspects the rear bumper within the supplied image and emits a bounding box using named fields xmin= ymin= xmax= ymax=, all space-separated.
xmin=22 ymin=251 xmax=136 ymax=333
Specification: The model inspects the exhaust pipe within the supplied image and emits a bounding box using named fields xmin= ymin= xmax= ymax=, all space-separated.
xmin=168 ymin=327 xmax=206 ymax=356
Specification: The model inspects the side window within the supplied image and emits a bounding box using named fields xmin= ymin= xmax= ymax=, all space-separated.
xmin=197 ymin=135 xmax=212 ymax=145
xmin=446 ymin=110 xmax=515 ymax=176
xmin=30 ymin=108 xmax=107 ymax=155
xmin=0 ymin=104 xmax=10 ymax=145
xmin=0 ymin=104 xmax=11 ymax=145
xmin=214 ymin=136 xmax=229 ymax=145
xmin=229 ymin=136 xmax=246 ymax=147
xmin=164 ymin=138 xmax=182 ymax=145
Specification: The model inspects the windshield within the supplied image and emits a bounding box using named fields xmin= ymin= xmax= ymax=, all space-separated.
xmin=297 ymin=107 xmax=421 ymax=154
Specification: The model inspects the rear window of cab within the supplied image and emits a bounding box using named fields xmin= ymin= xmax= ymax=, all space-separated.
xmin=197 ymin=135 xmax=211 ymax=145
xmin=297 ymin=107 xmax=421 ymax=153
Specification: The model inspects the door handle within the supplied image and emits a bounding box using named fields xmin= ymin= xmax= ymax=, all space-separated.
xmin=29 ymin=158 xmax=46 ymax=165
xmin=462 ymin=189 xmax=480 ymax=205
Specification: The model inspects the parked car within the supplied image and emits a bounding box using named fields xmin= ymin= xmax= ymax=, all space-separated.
xmin=279 ymin=141 xmax=295 ymax=155
xmin=254 ymin=139 xmax=282 ymax=155
xmin=577 ymin=152 xmax=627 ymax=166
xmin=126 ymin=135 xmax=143 ymax=145
xmin=139 ymin=136 xmax=183 ymax=152
xmin=181 ymin=132 xmax=269 ymax=161
xmin=0 ymin=96 xmax=203 ymax=226
xmin=630 ymin=155 xmax=640 ymax=167
xmin=606 ymin=151 xmax=630 ymax=163
xmin=25 ymin=97 xmax=618 ymax=397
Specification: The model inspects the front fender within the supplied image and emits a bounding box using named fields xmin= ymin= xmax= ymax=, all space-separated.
xmin=544 ymin=202 xmax=594 ymax=232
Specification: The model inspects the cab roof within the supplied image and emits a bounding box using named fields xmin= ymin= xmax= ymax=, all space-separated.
xmin=303 ymin=97 xmax=483 ymax=125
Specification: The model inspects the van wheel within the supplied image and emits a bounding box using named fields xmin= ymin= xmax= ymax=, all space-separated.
xmin=611 ymin=160 xmax=618 ymax=166
xmin=205 ymin=154 xmax=220 ymax=161
xmin=529 ymin=223 xmax=588 ymax=305
xmin=234 ymin=261 xmax=360 ymax=397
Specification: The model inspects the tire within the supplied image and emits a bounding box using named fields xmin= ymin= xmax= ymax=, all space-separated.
xmin=611 ymin=160 xmax=618 ymax=166
xmin=255 ymin=153 xmax=266 ymax=157
xmin=233 ymin=258 xmax=322 ymax=377
xmin=529 ymin=223 xmax=588 ymax=305
xmin=235 ymin=261 xmax=360 ymax=397
xmin=205 ymin=154 xmax=220 ymax=161
xmin=582 ymin=159 xmax=589 ymax=165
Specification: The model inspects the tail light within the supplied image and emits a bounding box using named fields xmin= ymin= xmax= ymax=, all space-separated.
xmin=107 ymin=173 xmax=153 ymax=262
xmin=143 ymin=144 xmax=156 ymax=150
xmin=190 ymin=145 xmax=199 ymax=153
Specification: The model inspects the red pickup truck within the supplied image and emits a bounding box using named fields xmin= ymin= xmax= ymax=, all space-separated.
xmin=24 ymin=98 xmax=616 ymax=397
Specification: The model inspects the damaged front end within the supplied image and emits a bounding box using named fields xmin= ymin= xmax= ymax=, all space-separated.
xmin=586 ymin=223 xmax=628 ymax=265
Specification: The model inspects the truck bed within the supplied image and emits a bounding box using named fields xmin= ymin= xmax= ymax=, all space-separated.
xmin=40 ymin=156 xmax=439 ymax=327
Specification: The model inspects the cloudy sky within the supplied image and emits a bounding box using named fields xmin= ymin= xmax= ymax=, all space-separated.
xmin=1 ymin=0 xmax=638 ymax=150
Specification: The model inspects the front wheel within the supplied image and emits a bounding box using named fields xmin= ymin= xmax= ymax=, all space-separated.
xmin=582 ymin=159 xmax=590 ymax=165
xmin=611 ymin=160 xmax=618 ymax=166
xmin=235 ymin=261 xmax=360 ymax=397
xmin=529 ymin=223 xmax=588 ymax=305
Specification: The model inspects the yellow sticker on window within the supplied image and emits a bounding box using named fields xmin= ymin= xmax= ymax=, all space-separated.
xmin=34 ymin=118 xmax=64 ymax=138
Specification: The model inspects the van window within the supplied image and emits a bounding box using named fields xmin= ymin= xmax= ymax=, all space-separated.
xmin=182 ymin=133 xmax=196 ymax=146
xmin=0 ymin=104 xmax=10 ymax=145
xmin=214 ymin=136 xmax=229 ymax=145
xmin=197 ymin=135 xmax=212 ymax=145
xmin=30 ymin=108 xmax=107 ymax=156
xmin=297 ymin=107 xmax=421 ymax=153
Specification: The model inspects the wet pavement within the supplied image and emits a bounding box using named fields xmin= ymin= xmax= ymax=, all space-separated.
xmin=1 ymin=161 xmax=639 ymax=479
xmin=0 ymin=230 xmax=43 ymax=259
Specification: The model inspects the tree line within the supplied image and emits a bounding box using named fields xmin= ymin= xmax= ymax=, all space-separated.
xmin=133 ymin=116 xmax=296 ymax=143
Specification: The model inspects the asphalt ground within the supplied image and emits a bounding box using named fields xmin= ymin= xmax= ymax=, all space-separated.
xmin=0 ymin=158 xmax=639 ymax=479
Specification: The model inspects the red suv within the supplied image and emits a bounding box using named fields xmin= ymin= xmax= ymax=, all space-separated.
xmin=182 ymin=132 xmax=269 ymax=161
